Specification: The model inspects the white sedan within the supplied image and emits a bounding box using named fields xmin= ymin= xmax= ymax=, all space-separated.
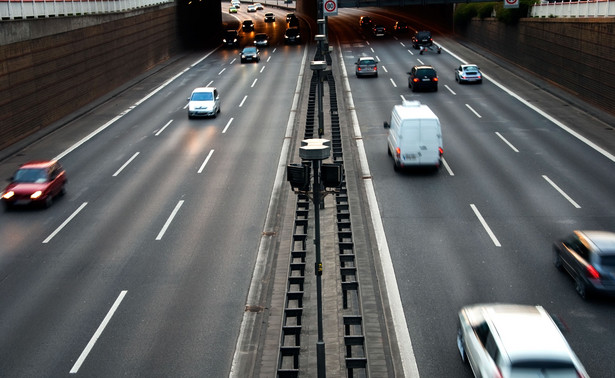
xmin=455 ymin=64 xmax=483 ymax=84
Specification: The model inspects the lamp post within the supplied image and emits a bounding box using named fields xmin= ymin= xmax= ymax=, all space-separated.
xmin=310 ymin=59 xmax=326 ymax=139
xmin=299 ymin=138 xmax=330 ymax=378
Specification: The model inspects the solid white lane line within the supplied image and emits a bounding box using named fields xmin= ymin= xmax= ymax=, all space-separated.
xmin=495 ymin=132 xmax=519 ymax=152
xmin=470 ymin=204 xmax=501 ymax=247
xmin=465 ymin=104 xmax=482 ymax=118
xmin=112 ymin=152 xmax=139 ymax=177
xmin=155 ymin=200 xmax=184 ymax=240
xmin=198 ymin=150 xmax=214 ymax=173
xmin=222 ymin=118 xmax=234 ymax=134
xmin=337 ymin=43 xmax=420 ymax=377
xmin=390 ymin=78 xmax=397 ymax=88
xmin=155 ymin=120 xmax=173 ymax=136
xmin=42 ymin=202 xmax=88 ymax=244
xmin=239 ymin=95 xmax=247 ymax=107
xmin=542 ymin=175 xmax=581 ymax=208
xmin=69 ymin=290 xmax=127 ymax=374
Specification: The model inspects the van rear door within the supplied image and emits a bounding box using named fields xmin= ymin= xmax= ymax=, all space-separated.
xmin=418 ymin=119 xmax=441 ymax=165
xmin=400 ymin=120 xmax=420 ymax=165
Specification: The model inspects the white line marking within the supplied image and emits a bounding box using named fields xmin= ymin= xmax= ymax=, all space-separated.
xmin=495 ymin=132 xmax=519 ymax=152
xmin=42 ymin=202 xmax=88 ymax=244
xmin=198 ymin=149 xmax=214 ymax=173
xmin=206 ymin=80 xmax=214 ymax=87
xmin=251 ymin=78 xmax=258 ymax=87
xmin=370 ymin=47 xmax=375 ymax=53
xmin=267 ymin=56 xmax=272 ymax=62
xmin=465 ymin=104 xmax=482 ymax=118
xmin=442 ymin=157 xmax=454 ymax=176
xmin=542 ymin=175 xmax=581 ymax=208
xmin=407 ymin=49 xmax=414 ymax=55
xmin=239 ymin=95 xmax=247 ymax=107
xmin=260 ymin=66 xmax=265 ymax=73
xmin=400 ymin=42 xmax=406 ymax=47
xmin=470 ymin=204 xmax=501 ymax=247
xmin=230 ymin=58 xmax=237 ymax=64
xmin=112 ymin=152 xmax=139 ymax=177
xmin=444 ymin=84 xmax=456 ymax=95
xmin=70 ymin=290 xmax=127 ymax=374
xmin=417 ymin=59 xmax=424 ymax=65
xmin=390 ymin=78 xmax=397 ymax=88
xmin=155 ymin=120 xmax=173 ymax=136
xmin=218 ymin=68 xmax=226 ymax=75
xmin=222 ymin=118 xmax=234 ymax=134
xmin=382 ymin=65 xmax=388 ymax=73
xmin=156 ymin=200 xmax=184 ymax=240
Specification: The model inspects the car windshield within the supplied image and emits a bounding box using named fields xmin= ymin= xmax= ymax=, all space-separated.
xmin=255 ymin=34 xmax=266 ymax=40
xmin=360 ymin=59 xmax=375 ymax=65
xmin=14 ymin=168 xmax=47 ymax=183
xmin=416 ymin=69 xmax=435 ymax=77
xmin=244 ymin=47 xmax=257 ymax=53
xmin=192 ymin=92 xmax=213 ymax=101
xmin=510 ymin=360 xmax=578 ymax=377
xmin=598 ymin=254 xmax=615 ymax=266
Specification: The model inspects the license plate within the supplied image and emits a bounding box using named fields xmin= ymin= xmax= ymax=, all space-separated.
xmin=422 ymin=78 xmax=431 ymax=81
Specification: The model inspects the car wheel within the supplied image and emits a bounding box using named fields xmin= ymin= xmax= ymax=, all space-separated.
xmin=387 ymin=146 xmax=392 ymax=156
xmin=575 ymin=277 xmax=589 ymax=300
xmin=43 ymin=195 xmax=53 ymax=208
xmin=553 ymin=251 xmax=564 ymax=271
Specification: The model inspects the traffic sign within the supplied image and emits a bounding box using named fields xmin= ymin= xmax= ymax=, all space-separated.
xmin=503 ymin=0 xmax=519 ymax=8
xmin=323 ymin=0 xmax=337 ymax=16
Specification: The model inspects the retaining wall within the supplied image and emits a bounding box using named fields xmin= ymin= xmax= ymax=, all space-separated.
xmin=460 ymin=17 xmax=615 ymax=116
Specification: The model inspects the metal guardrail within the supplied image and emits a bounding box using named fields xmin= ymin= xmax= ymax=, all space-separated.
xmin=0 ymin=0 xmax=173 ymax=20
xmin=531 ymin=0 xmax=615 ymax=17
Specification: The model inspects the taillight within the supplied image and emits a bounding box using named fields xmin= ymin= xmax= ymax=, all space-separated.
xmin=395 ymin=147 xmax=401 ymax=158
xmin=439 ymin=147 xmax=443 ymax=156
xmin=413 ymin=78 xmax=419 ymax=83
xmin=586 ymin=265 xmax=600 ymax=279
xmin=373 ymin=66 xmax=377 ymax=71
xmin=433 ymin=77 xmax=438 ymax=82
xmin=357 ymin=67 xmax=361 ymax=71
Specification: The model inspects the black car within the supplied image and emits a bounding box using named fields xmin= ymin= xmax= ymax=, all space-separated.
xmin=554 ymin=230 xmax=615 ymax=299
xmin=372 ymin=25 xmax=386 ymax=37
xmin=222 ymin=29 xmax=239 ymax=47
xmin=284 ymin=27 xmax=301 ymax=44
xmin=359 ymin=16 xmax=372 ymax=29
xmin=412 ymin=30 xmax=433 ymax=49
xmin=393 ymin=21 xmax=409 ymax=33
xmin=242 ymin=20 xmax=254 ymax=32
xmin=408 ymin=65 xmax=438 ymax=92
xmin=240 ymin=46 xmax=260 ymax=63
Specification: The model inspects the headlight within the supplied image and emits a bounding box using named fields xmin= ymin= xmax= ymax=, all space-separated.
xmin=31 ymin=191 xmax=43 ymax=199
xmin=2 ymin=191 xmax=14 ymax=200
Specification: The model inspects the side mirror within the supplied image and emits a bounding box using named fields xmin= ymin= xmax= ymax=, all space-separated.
xmin=383 ymin=121 xmax=390 ymax=129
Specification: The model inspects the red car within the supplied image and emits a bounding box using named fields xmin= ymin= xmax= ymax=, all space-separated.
xmin=2 ymin=160 xmax=67 ymax=210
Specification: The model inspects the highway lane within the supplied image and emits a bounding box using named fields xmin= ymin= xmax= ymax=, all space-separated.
xmin=331 ymin=8 xmax=615 ymax=377
xmin=0 ymin=8 xmax=307 ymax=375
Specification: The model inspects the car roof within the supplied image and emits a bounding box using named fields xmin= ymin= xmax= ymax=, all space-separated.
xmin=413 ymin=65 xmax=436 ymax=71
xmin=191 ymin=87 xmax=215 ymax=93
xmin=358 ymin=56 xmax=376 ymax=62
xmin=19 ymin=161 xmax=57 ymax=169
xmin=577 ymin=230 xmax=615 ymax=254
xmin=468 ymin=304 xmax=578 ymax=364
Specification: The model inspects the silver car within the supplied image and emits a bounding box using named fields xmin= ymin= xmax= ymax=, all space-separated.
xmin=187 ymin=87 xmax=220 ymax=118
xmin=457 ymin=303 xmax=588 ymax=378
xmin=355 ymin=56 xmax=378 ymax=78
xmin=455 ymin=64 xmax=483 ymax=84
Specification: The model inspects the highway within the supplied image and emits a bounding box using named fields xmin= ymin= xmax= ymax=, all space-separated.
xmin=1 ymin=4 xmax=614 ymax=378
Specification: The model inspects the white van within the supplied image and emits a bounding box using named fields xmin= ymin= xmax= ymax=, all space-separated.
xmin=187 ymin=87 xmax=220 ymax=118
xmin=383 ymin=100 xmax=443 ymax=171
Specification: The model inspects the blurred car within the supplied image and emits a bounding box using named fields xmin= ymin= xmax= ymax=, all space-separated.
xmin=230 ymin=0 xmax=240 ymax=8
xmin=229 ymin=5 xmax=238 ymax=13
xmin=412 ymin=30 xmax=433 ymax=49
xmin=254 ymin=33 xmax=269 ymax=46
xmin=393 ymin=21 xmax=409 ymax=33
xmin=254 ymin=2 xmax=264 ymax=9
xmin=554 ymin=230 xmax=615 ymax=299
xmin=284 ymin=27 xmax=301 ymax=44
xmin=355 ymin=56 xmax=378 ymax=77
xmin=240 ymin=46 xmax=260 ymax=63
xmin=2 ymin=160 xmax=67 ymax=210
xmin=408 ymin=65 xmax=438 ymax=92
xmin=457 ymin=303 xmax=588 ymax=378
xmin=372 ymin=25 xmax=386 ymax=37
xmin=242 ymin=20 xmax=254 ymax=32
xmin=187 ymin=87 xmax=220 ymax=118
xmin=286 ymin=13 xmax=296 ymax=22
xmin=264 ymin=12 xmax=275 ymax=22
xmin=359 ymin=16 xmax=372 ymax=29
xmin=247 ymin=5 xmax=256 ymax=12
xmin=222 ymin=29 xmax=239 ymax=47
xmin=455 ymin=64 xmax=483 ymax=84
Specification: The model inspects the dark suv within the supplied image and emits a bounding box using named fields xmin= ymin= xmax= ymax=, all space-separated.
xmin=408 ymin=65 xmax=438 ymax=92
xmin=222 ymin=30 xmax=239 ymax=47
xmin=412 ymin=30 xmax=433 ymax=49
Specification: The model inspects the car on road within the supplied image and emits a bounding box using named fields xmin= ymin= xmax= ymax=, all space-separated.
xmin=254 ymin=33 xmax=269 ymax=46
xmin=393 ymin=21 xmax=409 ymax=33
xmin=284 ymin=27 xmax=301 ymax=44
xmin=457 ymin=303 xmax=588 ymax=378
xmin=2 ymin=160 xmax=67 ymax=210
xmin=229 ymin=5 xmax=238 ymax=13
xmin=242 ymin=20 xmax=254 ymax=32
xmin=264 ymin=12 xmax=275 ymax=22
xmin=222 ymin=29 xmax=239 ymax=47
xmin=230 ymin=0 xmax=240 ymax=8
xmin=359 ymin=16 xmax=372 ymax=29
xmin=553 ymin=230 xmax=615 ymax=299
xmin=187 ymin=87 xmax=220 ymax=118
xmin=286 ymin=13 xmax=297 ymax=22
xmin=355 ymin=56 xmax=378 ymax=77
xmin=455 ymin=64 xmax=483 ymax=84
xmin=247 ymin=4 xmax=257 ymax=12
xmin=240 ymin=46 xmax=260 ymax=63
xmin=412 ymin=30 xmax=433 ymax=49
xmin=254 ymin=2 xmax=264 ymax=9
xmin=372 ymin=25 xmax=386 ymax=37
xmin=408 ymin=65 xmax=438 ymax=92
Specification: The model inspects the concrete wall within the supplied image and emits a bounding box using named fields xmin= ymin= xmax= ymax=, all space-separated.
xmin=0 ymin=4 xmax=180 ymax=151
xmin=459 ymin=17 xmax=615 ymax=116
